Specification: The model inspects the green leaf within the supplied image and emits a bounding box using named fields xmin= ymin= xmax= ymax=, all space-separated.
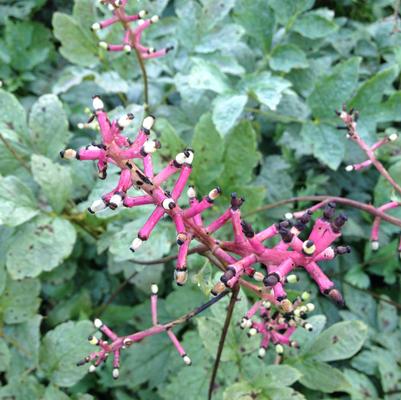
xmin=117 ymin=333 xmax=184 ymax=390
xmin=343 ymin=285 xmax=377 ymax=328
xmin=4 ymin=20 xmax=53 ymax=72
xmin=304 ymin=320 xmax=368 ymax=362
xmin=0 ymin=275 xmax=40 ymax=324
xmin=212 ymin=94 xmax=248 ymax=135
xmin=108 ymin=216 xmax=172 ymax=263
xmin=343 ymin=368 xmax=378 ymax=400
xmin=31 ymin=154 xmax=72 ymax=213
xmin=269 ymin=0 xmax=314 ymax=25
xmin=270 ymin=44 xmax=308 ymax=73
xmin=44 ymin=385 xmax=70 ymax=400
xmin=294 ymin=359 xmax=351 ymax=393
xmin=0 ymin=0 xmax=46 ymax=23
xmin=220 ymin=120 xmax=260 ymax=185
xmin=200 ymin=0 xmax=236 ymax=31
xmin=195 ymin=24 xmax=245 ymax=53
xmin=0 ymin=338 xmax=10 ymax=372
xmin=377 ymin=297 xmax=398 ymax=333
xmin=5 ymin=315 xmax=42 ymax=375
xmin=244 ymin=72 xmax=292 ymax=111
xmin=256 ymin=156 xmax=294 ymax=202
xmin=308 ymin=58 xmax=360 ymax=118
xmin=0 ymin=175 xmax=39 ymax=227
xmin=52 ymin=12 xmax=98 ymax=67
xmin=187 ymin=58 xmax=231 ymax=94
xmin=40 ymin=320 xmax=94 ymax=387
xmin=0 ymin=375 xmax=44 ymax=400
xmin=72 ymin=0 xmax=97 ymax=41
xmin=235 ymin=0 xmax=275 ymax=51
xmin=377 ymin=349 xmax=401 ymax=394
xmin=223 ymin=368 xmax=304 ymax=400
xmin=6 ymin=216 xmax=77 ymax=279
xmin=260 ymin=365 xmax=302 ymax=388
xmin=292 ymin=11 xmax=338 ymax=39
xmin=191 ymin=113 xmax=224 ymax=191
xmin=155 ymin=118 xmax=186 ymax=159
xmin=29 ymin=94 xmax=71 ymax=159
xmin=0 ymin=89 xmax=27 ymax=137
xmin=301 ymin=122 xmax=346 ymax=170
xmin=223 ymin=382 xmax=260 ymax=400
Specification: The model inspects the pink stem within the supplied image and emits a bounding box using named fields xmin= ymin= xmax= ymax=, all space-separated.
xmin=153 ymin=162 xmax=180 ymax=185
xmin=99 ymin=16 xmax=119 ymax=29
xmin=173 ymin=213 xmax=186 ymax=236
xmin=303 ymin=261 xmax=333 ymax=293
xmin=107 ymin=44 xmax=125 ymax=52
xmin=151 ymin=293 xmax=158 ymax=326
xmin=78 ymin=148 xmax=105 ymax=160
xmin=123 ymin=195 xmax=154 ymax=208
xmin=177 ymin=238 xmax=190 ymax=269
xmin=370 ymin=201 xmax=400 ymax=243
xmin=206 ymin=209 xmax=231 ymax=234
xmin=352 ymin=159 xmax=372 ymax=171
xmin=184 ymin=197 xmax=213 ymax=218
xmin=100 ymin=324 xmax=118 ymax=341
xmin=231 ymin=210 xmax=246 ymax=244
xmin=255 ymin=224 xmax=278 ymax=242
xmin=245 ymin=301 xmax=262 ymax=319
xmin=113 ymin=350 xmax=120 ymax=369
xmin=138 ymin=206 xmax=165 ymax=240
xmin=166 ymin=330 xmax=186 ymax=357
xmin=171 ymin=165 xmax=192 ymax=201
xmin=141 ymin=49 xmax=169 ymax=59
xmin=273 ymin=282 xmax=287 ymax=300
xmin=143 ymin=155 xmax=154 ymax=178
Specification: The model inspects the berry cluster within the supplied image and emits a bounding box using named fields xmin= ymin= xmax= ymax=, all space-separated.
xmin=77 ymin=284 xmax=192 ymax=378
xmin=61 ymin=97 xmax=351 ymax=307
xmin=240 ymin=292 xmax=315 ymax=359
xmin=60 ymin=97 xmax=351 ymax=378
xmin=337 ymin=106 xmax=401 ymax=254
xmin=211 ymin=201 xmax=350 ymax=307
xmin=92 ymin=0 xmax=173 ymax=59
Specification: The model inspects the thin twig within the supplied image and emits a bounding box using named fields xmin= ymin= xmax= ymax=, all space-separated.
xmin=0 ymin=132 xmax=30 ymax=172
xmin=340 ymin=110 xmax=401 ymax=196
xmin=167 ymin=290 xmax=230 ymax=328
xmin=134 ymin=47 xmax=149 ymax=109
xmin=245 ymin=195 xmax=401 ymax=228
xmin=113 ymin=8 xmax=149 ymax=109
xmin=208 ymin=284 xmax=239 ymax=400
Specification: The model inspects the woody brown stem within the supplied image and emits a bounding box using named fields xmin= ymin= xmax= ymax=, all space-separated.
xmin=113 ymin=8 xmax=149 ymax=108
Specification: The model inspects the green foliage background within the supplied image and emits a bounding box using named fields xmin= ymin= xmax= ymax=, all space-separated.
xmin=0 ymin=0 xmax=401 ymax=399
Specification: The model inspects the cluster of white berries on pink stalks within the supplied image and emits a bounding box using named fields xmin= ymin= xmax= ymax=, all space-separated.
xmin=336 ymin=105 xmax=401 ymax=255
xmin=60 ymin=96 xmax=352 ymax=377
xmin=92 ymin=0 xmax=173 ymax=59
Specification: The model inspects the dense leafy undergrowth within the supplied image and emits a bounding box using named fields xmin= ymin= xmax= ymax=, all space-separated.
xmin=0 ymin=0 xmax=401 ymax=399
